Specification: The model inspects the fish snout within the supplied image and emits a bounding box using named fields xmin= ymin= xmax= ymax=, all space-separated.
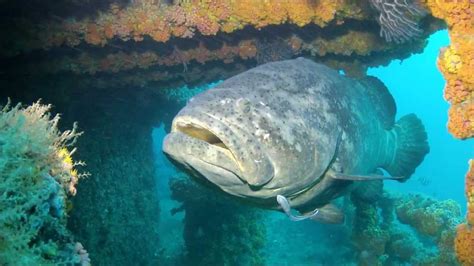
xmin=168 ymin=114 xmax=275 ymax=190
xmin=162 ymin=130 xmax=244 ymax=188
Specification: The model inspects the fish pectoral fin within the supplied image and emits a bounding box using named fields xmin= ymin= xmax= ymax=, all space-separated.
xmin=305 ymin=203 xmax=344 ymax=224
xmin=331 ymin=173 xmax=405 ymax=181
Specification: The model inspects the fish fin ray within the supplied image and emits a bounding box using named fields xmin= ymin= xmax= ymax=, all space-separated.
xmin=331 ymin=173 xmax=404 ymax=181
xmin=384 ymin=114 xmax=429 ymax=181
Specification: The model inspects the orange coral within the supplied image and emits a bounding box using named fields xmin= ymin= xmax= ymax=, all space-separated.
xmin=0 ymin=0 xmax=373 ymax=58
xmin=103 ymin=23 xmax=114 ymax=39
xmin=454 ymin=160 xmax=474 ymax=266
xmin=425 ymin=1 xmax=474 ymax=263
xmin=26 ymin=0 xmax=367 ymax=51
xmin=306 ymin=31 xmax=385 ymax=57
xmin=311 ymin=0 xmax=341 ymax=26
xmin=31 ymin=28 xmax=395 ymax=77
xmin=455 ymin=224 xmax=474 ymax=266
xmin=84 ymin=23 xmax=105 ymax=46
xmin=289 ymin=36 xmax=303 ymax=53
xmin=33 ymin=40 xmax=257 ymax=75
xmin=186 ymin=5 xmax=220 ymax=36
xmin=287 ymin=0 xmax=318 ymax=27
xmin=425 ymin=0 xmax=474 ymax=139
xmin=238 ymin=40 xmax=257 ymax=59
xmin=447 ymin=100 xmax=474 ymax=139
xmin=149 ymin=19 xmax=171 ymax=42
xmin=466 ymin=160 xmax=474 ymax=225
xmin=444 ymin=79 xmax=472 ymax=105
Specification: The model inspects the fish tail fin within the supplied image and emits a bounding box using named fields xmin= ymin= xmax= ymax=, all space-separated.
xmin=384 ymin=114 xmax=429 ymax=181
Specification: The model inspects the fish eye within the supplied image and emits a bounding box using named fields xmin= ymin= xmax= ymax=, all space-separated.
xmin=236 ymin=98 xmax=251 ymax=113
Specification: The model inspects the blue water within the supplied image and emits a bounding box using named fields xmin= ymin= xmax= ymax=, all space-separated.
xmin=152 ymin=30 xmax=473 ymax=264
xmin=368 ymin=30 xmax=474 ymax=208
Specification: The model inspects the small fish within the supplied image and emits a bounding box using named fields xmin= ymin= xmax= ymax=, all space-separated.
xmin=416 ymin=175 xmax=431 ymax=186
xmin=163 ymin=58 xmax=429 ymax=223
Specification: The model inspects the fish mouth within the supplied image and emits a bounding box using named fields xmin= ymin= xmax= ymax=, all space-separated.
xmin=165 ymin=113 xmax=274 ymax=190
xmin=163 ymin=116 xmax=247 ymax=190
xmin=174 ymin=119 xmax=231 ymax=151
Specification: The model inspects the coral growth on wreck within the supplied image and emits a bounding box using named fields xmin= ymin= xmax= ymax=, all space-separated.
xmin=64 ymin=88 xmax=163 ymax=265
xmin=396 ymin=194 xmax=461 ymax=238
xmin=350 ymin=188 xmax=461 ymax=265
xmin=424 ymin=0 xmax=473 ymax=139
xmin=7 ymin=0 xmax=362 ymax=52
xmin=23 ymin=30 xmax=401 ymax=77
xmin=1 ymin=0 xmax=439 ymax=88
xmin=455 ymin=160 xmax=474 ymax=266
xmin=0 ymin=100 xmax=89 ymax=265
xmin=423 ymin=1 xmax=474 ymax=263
xmin=170 ymin=176 xmax=266 ymax=266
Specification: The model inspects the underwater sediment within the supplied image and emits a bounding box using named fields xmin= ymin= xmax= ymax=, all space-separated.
xmin=0 ymin=0 xmax=473 ymax=265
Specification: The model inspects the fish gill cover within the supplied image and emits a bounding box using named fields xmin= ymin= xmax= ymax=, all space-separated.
xmin=0 ymin=0 xmax=472 ymax=265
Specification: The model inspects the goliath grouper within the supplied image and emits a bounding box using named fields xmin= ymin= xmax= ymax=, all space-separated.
xmin=163 ymin=58 xmax=429 ymax=224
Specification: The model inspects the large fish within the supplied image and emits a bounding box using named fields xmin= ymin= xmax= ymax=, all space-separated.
xmin=163 ymin=58 xmax=429 ymax=223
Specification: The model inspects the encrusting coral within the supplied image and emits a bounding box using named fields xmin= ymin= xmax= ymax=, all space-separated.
xmin=422 ymin=0 xmax=474 ymax=262
xmin=0 ymin=100 xmax=90 ymax=265
xmin=424 ymin=0 xmax=474 ymax=139
xmin=467 ymin=161 xmax=474 ymax=226
xmin=1 ymin=0 xmax=441 ymax=89
xmin=30 ymin=0 xmax=363 ymax=51
xmin=25 ymin=40 xmax=258 ymax=75
xmin=455 ymin=160 xmax=474 ymax=266
xmin=24 ymin=30 xmax=397 ymax=76
xmin=395 ymin=194 xmax=461 ymax=238
xmin=350 ymin=187 xmax=462 ymax=265
xmin=170 ymin=176 xmax=266 ymax=266
xmin=351 ymin=193 xmax=390 ymax=265
xmin=395 ymin=193 xmax=462 ymax=263
xmin=60 ymin=87 xmax=163 ymax=265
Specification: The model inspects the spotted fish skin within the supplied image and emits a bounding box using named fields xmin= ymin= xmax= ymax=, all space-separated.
xmin=163 ymin=58 xmax=429 ymax=214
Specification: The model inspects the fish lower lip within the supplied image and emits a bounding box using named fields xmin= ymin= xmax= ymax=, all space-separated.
xmin=163 ymin=131 xmax=245 ymax=187
xmin=171 ymin=115 xmax=274 ymax=188
xmin=173 ymin=117 xmax=247 ymax=175
xmin=163 ymin=131 xmax=242 ymax=179
xmin=195 ymin=157 xmax=243 ymax=182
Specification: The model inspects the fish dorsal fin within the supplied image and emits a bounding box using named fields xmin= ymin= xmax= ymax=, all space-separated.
xmin=331 ymin=173 xmax=405 ymax=181
xmin=306 ymin=203 xmax=344 ymax=224
xmin=358 ymin=76 xmax=396 ymax=129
